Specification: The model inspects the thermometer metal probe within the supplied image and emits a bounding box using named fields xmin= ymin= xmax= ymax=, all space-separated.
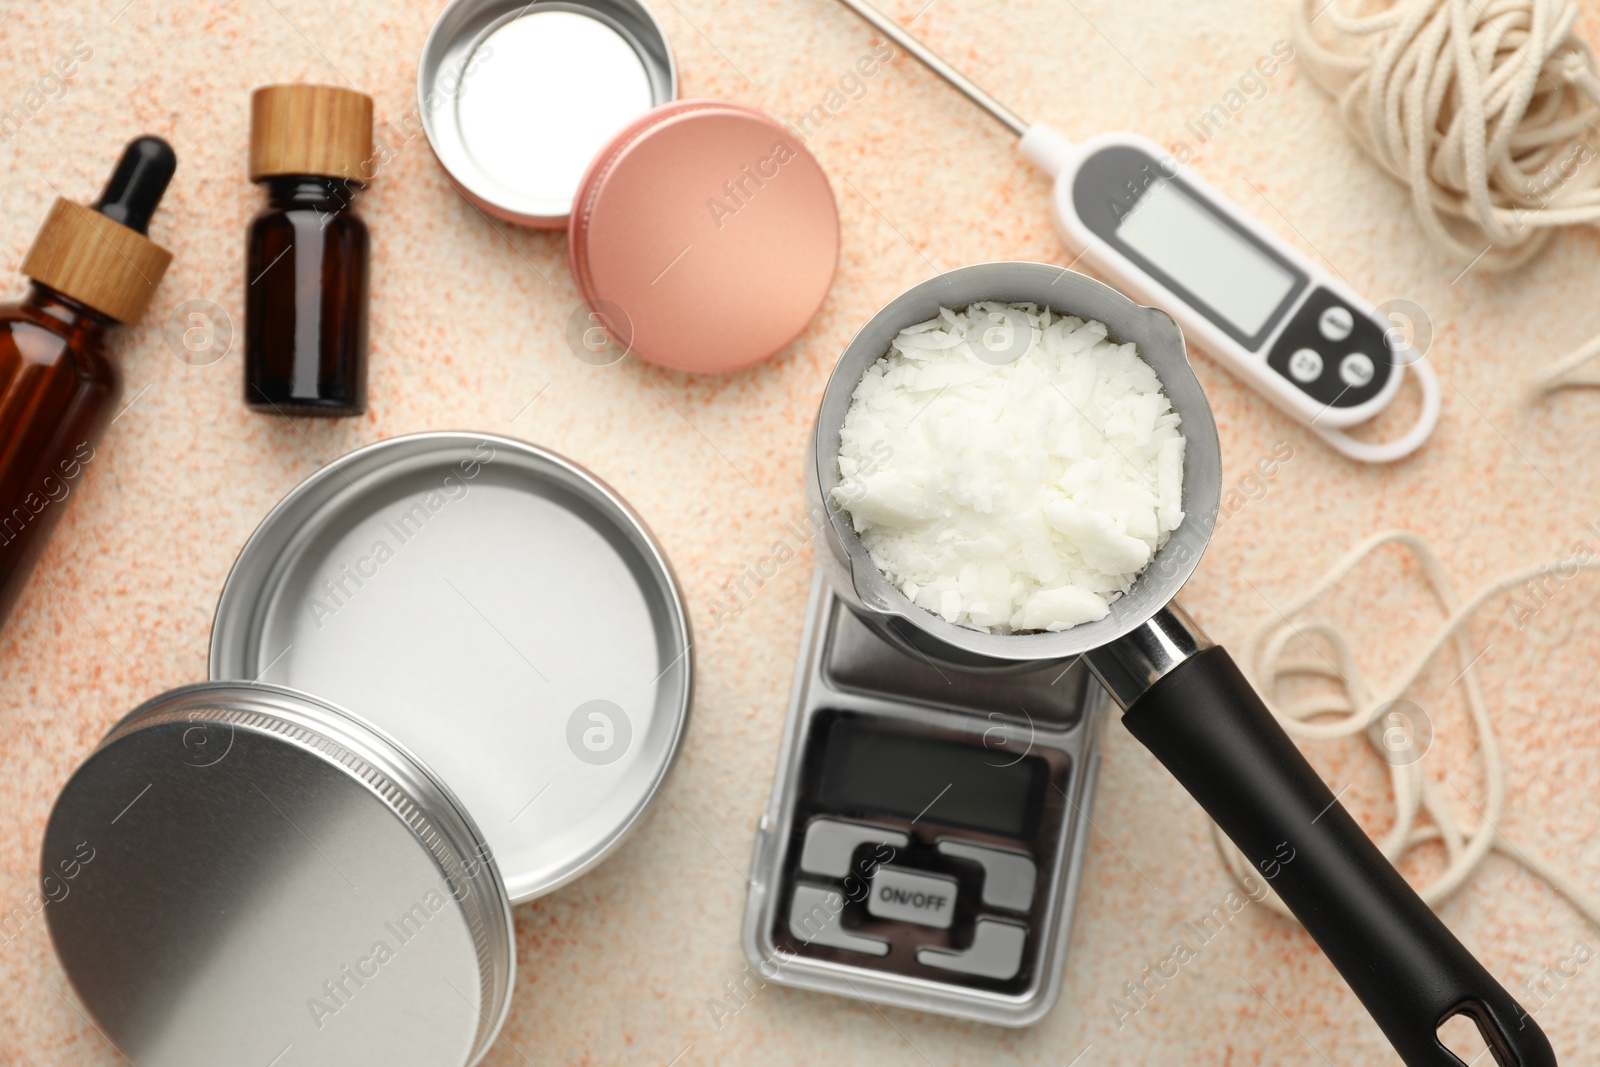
xmin=832 ymin=0 xmax=1439 ymax=463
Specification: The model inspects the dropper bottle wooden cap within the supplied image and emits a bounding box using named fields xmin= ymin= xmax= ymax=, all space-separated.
xmin=21 ymin=136 xmax=176 ymax=324
xmin=249 ymin=84 xmax=374 ymax=184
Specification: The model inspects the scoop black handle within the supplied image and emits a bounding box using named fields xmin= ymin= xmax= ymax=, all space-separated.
xmin=1121 ymin=645 xmax=1556 ymax=1067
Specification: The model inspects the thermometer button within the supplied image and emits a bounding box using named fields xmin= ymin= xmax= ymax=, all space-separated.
xmin=1339 ymin=352 xmax=1376 ymax=388
xmin=1287 ymin=348 xmax=1324 ymax=383
xmin=1318 ymin=305 xmax=1355 ymax=342
xmin=1267 ymin=288 xmax=1391 ymax=407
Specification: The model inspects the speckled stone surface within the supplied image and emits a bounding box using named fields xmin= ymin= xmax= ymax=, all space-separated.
xmin=2 ymin=0 xmax=1599 ymax=1064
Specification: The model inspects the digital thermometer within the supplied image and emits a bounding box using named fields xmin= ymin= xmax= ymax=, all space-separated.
xmin=834 ymin=0 xmax=1439 ymax=463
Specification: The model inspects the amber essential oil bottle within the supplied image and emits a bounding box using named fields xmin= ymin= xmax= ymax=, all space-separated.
xmin=0 ymin=136 xmax=176 ymax=629
xmin=244 ymin=84 xmax=374 ymax=416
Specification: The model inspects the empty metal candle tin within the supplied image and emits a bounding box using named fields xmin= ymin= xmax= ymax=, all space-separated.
xmin=419 ymin=0 xmax=677 ymax=227
xmin=41 ymin=432 xmax=690 ymax=1063
xmin=44 ymin=682 xmax=515 ymax=1067
xmin=209 ymin=432 xmax=694 ymax=903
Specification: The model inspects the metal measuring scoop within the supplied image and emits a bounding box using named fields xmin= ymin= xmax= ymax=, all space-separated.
xmin=809 ymin=263 xmax=1554 ymax=1067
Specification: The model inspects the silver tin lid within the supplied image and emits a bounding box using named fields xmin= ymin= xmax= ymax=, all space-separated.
xmin=210 ymin=432 xmax=693 ymax=903
xmin=419 ymin=0 xmax=677 ymax=226
xmin=43 ymin=682 xmax=515 ymax=1067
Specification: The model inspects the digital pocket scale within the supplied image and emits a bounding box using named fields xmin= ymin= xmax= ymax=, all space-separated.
xmin=742 ymin=572 xmax=1108 ymax=1025
xmin=832 ymin=0 xmax=1441 ymax=464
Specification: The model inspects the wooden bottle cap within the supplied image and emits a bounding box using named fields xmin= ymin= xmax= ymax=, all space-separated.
xmin=249 ymin=84 xmax=374 ymax=184
xmin=22 ymin=199 xmax=172 ymax=324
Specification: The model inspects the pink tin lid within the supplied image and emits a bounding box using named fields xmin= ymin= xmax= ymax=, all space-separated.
xmin=568 ymin=100 xmax=841 ymax=374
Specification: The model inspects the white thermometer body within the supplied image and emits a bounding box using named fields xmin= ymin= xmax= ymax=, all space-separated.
xmin=1022 ymin=127 xmax=1408 ymax=430
xmin=828 ymin=0 xmax=1437 ymax=460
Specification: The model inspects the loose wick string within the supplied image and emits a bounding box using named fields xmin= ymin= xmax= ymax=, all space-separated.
xmin=1291 ymin=0 xmax=1600 ymax=393
xmin=1211 ymin=529 xmax=1600 ymax=934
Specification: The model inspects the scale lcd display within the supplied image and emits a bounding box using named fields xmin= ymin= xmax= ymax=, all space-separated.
xmin=816 ymin=717 xmax=1046 ymax=839
xmin=1116 ymin=178 xmax=1297 ymax=338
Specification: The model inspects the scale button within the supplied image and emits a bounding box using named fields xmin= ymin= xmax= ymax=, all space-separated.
xmin=789 ymin=883 xmax=888 ymax=956
xmin=1339 ymin=352 xmax=1376 ymax=387
xmin=1318 ymin=305 xmax=1355 ymax=342
xmin=917 ymin=919 xmax=1027 ymax=980
xmin=800 ymin=819 xmax=909 ymax=879
xmin=867 ymin=866 xmax=958 ymax=928
xmin=1287 ymin=348 xmax=1323 ymax=383
xmin=937 ymin=841 xmax=1037 ymax=912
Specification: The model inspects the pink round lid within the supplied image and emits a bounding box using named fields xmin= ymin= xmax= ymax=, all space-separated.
xmin=568 ymin=100 xmax=840 ymax=373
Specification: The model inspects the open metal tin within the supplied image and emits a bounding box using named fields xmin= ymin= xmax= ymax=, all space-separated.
xmin=209 ymin=432 xmax=694 ymax=903
xmin=42 ymin=432 xmax=691 ymax=1063
xmin=44 ymin=682 xmax=515 ymax=1067
xmin=419 ymin=0 xmax=678 ymax=227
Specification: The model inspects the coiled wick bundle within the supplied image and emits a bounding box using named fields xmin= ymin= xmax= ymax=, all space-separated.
xmin=1293 ymin=0 xmax=1600 ymax=268
xmin=1293 ymin=0 xmax=1600 ymax=393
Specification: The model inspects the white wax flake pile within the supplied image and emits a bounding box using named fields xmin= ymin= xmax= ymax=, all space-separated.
xmin=832 ymin=302 xmax=1186 ymax=632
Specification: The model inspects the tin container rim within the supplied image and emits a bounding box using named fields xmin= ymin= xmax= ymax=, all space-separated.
xmin=208 ymin=431 xmax=695 ymax=903
xmin=417 ymin=0 xmax=679 ymax=227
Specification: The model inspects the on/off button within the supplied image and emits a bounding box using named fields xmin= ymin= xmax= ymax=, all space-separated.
xmin=867 ymin=866 xmax=958 ymax=929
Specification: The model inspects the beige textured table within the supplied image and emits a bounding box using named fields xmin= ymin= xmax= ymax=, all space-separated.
xmin=3 ymin=0 xmax=1599 ymax=1063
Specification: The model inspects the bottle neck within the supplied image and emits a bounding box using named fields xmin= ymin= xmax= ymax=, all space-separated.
xmin=25 ymin=282 xmax=117 ymax=337
xmin=261 ymin=174 xmax=363 ymax=212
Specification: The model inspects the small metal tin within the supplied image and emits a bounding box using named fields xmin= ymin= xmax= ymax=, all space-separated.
xmin=210 ymin=432 xmax=693 ymax=903
xmin=419 ymin=0 xmax=677 ymax=227
xmin=43 ymin=682 xmax=515 ymax=1067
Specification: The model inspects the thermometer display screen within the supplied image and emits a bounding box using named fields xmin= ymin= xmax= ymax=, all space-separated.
xmin=1116 ymin=179 xmax=1298 ymax=338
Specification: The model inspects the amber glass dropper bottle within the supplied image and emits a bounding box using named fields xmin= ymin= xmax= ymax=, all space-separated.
xmin=0 ymin=137 xmax=175 ymax=630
